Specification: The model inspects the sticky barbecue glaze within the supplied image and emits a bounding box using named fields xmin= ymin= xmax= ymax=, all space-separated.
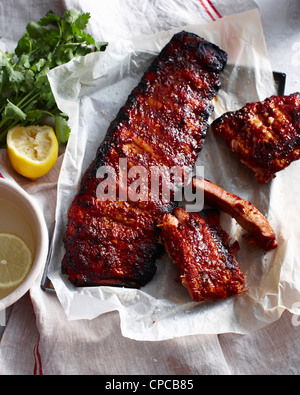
xmin=212 ymin=93 xmax=300 ymax=183
xmin=62 ymin=31 xmax=227 ymax=288
xmin=160 ymin=208 xmax=245 ymax=302
xmin=192 ymin=177 xmax=277 ymax=251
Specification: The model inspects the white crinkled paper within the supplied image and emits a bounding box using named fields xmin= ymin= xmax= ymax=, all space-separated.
xmin=46 ymin=9 xmax=300 ymax=340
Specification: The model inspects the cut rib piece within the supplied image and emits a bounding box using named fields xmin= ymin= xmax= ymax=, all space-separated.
xmin=192 ymin=177 xmax=277 ymax=251
xmin=211 ymin=93 xmax=300 ymax=183
xmin=159 ymin=208 xmax=245 ymax=302
xmin=62 ymin=31 xmax=227 ymax=288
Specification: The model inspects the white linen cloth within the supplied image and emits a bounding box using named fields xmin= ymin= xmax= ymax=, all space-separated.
xmin=0 ymin=0 xmax=300 ymax=375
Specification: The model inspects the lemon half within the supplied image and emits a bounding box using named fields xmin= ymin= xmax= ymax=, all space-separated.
xmin=7 ymin=125 xmax=59 ymax=180
xmin=0 ymin=233 xmax=33 ymax=289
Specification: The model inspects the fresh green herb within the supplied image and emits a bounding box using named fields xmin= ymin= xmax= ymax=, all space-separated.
xmin=0 ymin=9 xmax=108 ymax=147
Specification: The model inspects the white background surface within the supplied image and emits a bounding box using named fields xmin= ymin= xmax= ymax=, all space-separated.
xmin=256 ymin=0 xmax=300 ymax=94
xmin=0 ymin=0 xmax=300 ymax=375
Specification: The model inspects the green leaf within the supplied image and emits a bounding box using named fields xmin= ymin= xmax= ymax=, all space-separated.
xmin=2 ymin=100 xmax=27 ymax=121
xmin=74 ymin=12 xmax=91 ymax=31
xmin=26 ymin=109 xmax=44 ymax=123
xmin=63 ymin=9 xmax=81 ymax=24
xmin=20 ymin=69 xmax=35 ymax=93
xmin=76 ymin=31 xmax=95 ymax=46
xmin=16 ymin=54 xmax=31 ymax=69
xmin=54 ymin=114 xmax=71 ymax=144
xmin=7 ymin=65 xmax=24 ymax=84
xmin=43 ymin=29 xmax=61 ymax=49
xmin=38 ymin=10 xmax=60 ymax=27
xmin=34 ymin=71 xmax=49 ymax=89
xmin=75 ymin=46 xmax=92 ymax=57
xmin=15 ymin=33 xmax=32 ymax=57
xmin=0 ymin=51 xmax=14 ymax=66
xmin=40 ymin=88 xmax=56 ymax=109
xmin=31 ymin=58 xmax=47 ymax=73
xmin=95 ymin=41 xmax=109 ymax=52
xmin=26 ymin=22 xmax=47 ymax=40
xmin=60 ymin=19 xmax=74 ymax=42
xmin=56 ymin=46 xmax=74 ymax=66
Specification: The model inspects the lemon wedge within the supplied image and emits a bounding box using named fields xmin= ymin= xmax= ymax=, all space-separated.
xmin=0 ymin=233 xmax=33 ymax=289
xmin=7 ymin=125 xmax=59 ymax=180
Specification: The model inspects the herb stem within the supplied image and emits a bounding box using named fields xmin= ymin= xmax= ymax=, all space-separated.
xmin=15 ymin=91 xmax=36 ymax=108
xmin=18 ymin=91 xmax=40 ymax=110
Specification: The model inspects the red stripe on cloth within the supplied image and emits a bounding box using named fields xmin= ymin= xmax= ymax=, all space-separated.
xmin=0 ymin=173 xmax=4 ymax=178
xmin=198 ymin=0 xmax=222 ymax=21
xmin=33 ymin=337 xmax=43 ymax=375
xmin=30 ymin=298 xmax=44 ymax=375
xmin=206 ymin=0 xmax=222 ymax=19
xmin=198 ymin=0 xmax=216 ymax=21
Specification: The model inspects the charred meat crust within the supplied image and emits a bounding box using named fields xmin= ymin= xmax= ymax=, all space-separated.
xmin=212 ymin=93 xmax=300 ymax=183
xmin=192 ymin=177 xmax=277 ymax=251
xmin=159 ymin=208 xmax=245 ymax=302
xmin=62 ymin=31 xmax=227 ymax=288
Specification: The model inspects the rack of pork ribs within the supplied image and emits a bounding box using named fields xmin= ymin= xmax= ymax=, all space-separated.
xmin=211 ymin=93 xmax=300 ymax=184
xmin=62 ymin=31 xmax=294 ymax=303
xmin=159 ymin=178 xmax=277 ymax=302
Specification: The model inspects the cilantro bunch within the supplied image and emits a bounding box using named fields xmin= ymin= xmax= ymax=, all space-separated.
xmin=0 ymin=9 xmax=108 ymax=147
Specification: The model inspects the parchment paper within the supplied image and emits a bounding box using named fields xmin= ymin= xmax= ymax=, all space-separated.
xmin=46 ymin=9 xmax=300 ymax=341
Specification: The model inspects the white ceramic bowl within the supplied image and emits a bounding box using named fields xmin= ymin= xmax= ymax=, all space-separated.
xmin=0 ymin=178 xmax=48 ymax=309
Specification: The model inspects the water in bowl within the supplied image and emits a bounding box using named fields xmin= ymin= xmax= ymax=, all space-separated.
xmin=0 ymin=198 xmax=35 ymax=299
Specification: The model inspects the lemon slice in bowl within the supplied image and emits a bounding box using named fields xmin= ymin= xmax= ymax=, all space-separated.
xmin=0 ymin=233 xmax=33 ymax=289
xmin=7 ymin=125 xmax=59 ymax=180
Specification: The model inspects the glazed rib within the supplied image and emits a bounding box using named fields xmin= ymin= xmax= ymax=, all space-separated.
xmin=62 ymin=31 xmax=227 ymax=288
xmin=192 ymin=177 xmax=277 ymax=251
xmin=159 ymin=208 xmax=245 ymax=302
xmin=211 ymin=93 xmax=300 ymax=183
